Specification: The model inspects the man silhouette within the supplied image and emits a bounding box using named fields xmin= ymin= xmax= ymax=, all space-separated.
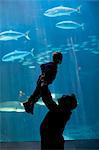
xmin=40 ymin=85 xmax=77 ymax=150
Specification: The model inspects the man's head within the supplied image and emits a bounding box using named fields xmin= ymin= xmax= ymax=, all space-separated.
xmin=58 ymin=94 xmax=77 ymax=111
xmin=53 ymin=52 xmax=63 ymax=64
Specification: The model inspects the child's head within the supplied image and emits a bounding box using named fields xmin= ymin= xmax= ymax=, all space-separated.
xmin=53 ymin=52 xmax=63 ymax=64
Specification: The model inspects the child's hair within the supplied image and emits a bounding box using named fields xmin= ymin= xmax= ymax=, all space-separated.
xmin=53 ymin=52 xmax=63 ymax=63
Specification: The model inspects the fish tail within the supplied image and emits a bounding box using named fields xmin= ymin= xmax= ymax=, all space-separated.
xmin=30 ymin=48 xmax=34 ymax=56
xmin=77 ymin=5 xmax=82 ymax=13
xmin=25 ymin=31 xmax=30 ymax=40
xmin=81 ymin=23 xmax=84 ymax=30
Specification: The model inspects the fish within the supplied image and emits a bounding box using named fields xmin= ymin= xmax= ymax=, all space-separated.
xmin=36 ymin=60 xmax=43 ymax=65
xmin=91 ymin=51 xmax=99 ymax=54
xmin=36 ymin=50 xmax=52 ymax=58
xmin=56 ymin=21 xmax=84 ymax=30
xmin=2 ymin=48 xmax=34 ymax=62
xmin=0 ymin=93 xmax=63 ymax=112
xmin=36 ymin=57 xmax=44 ymax=61
xmin=35 ymin=50 xmax=52 ymax=64
xmin=83 ymin=48 xmax=89 ymax=51
xmin=88 ymin=35 xmax=96 ymax=39
xmin=28 ymin=65 xmax=36 ymax=69
xmin=19 ymin=90 xmax=25 ymax=97
xmin=61 ymin=51 xmax=68 ymax=54
xmin=0 ymin=93 xmax=62 ymax=113
xmin=44 ymin=5 xmax=81 ymax=17
xmin=73 ymin=44 xmax=79 ymax=48
xmin=0 ymin=30 xmax=30 ymax=41
xmin=36 ymin=58 xmax=50 ymax=65
xmin=0 ymin=93 xmax=64 ymax=112
xmin=22 ymin=60 xmax=33 ymax=66
xmin=0 ymin=101 xmax=25 ymax=112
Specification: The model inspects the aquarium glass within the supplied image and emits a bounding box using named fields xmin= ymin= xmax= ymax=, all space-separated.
xmin=0 ymin=0 xmax=99 ymax=142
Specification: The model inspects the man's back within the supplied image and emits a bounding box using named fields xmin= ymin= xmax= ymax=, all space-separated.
xmin=40 ymin=109 xmax=72 ymax=149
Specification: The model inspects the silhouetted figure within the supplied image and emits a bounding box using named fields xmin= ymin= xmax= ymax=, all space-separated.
xmin=40 ymin=85 xmax=77 ymax=150
xmin=23 ymin=52 xmax=63 ymax=114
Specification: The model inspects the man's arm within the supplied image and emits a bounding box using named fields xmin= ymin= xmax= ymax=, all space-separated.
xmin=41 ymin=85 xmax=58 ymax=112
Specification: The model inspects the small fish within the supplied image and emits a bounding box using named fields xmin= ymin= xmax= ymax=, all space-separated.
xmin=64 ymin=48 xmax=69 ymax=51
xmin=0 ymin=30 xmax=30 ymax=41
xmin=37 ymin=59 xmax=50 ymax=64
xmin=62 ymin=51 xmax=68 ymax=54
xmin=19 ymin=90 xmax=25 ymax=97
xmin=89 ymin=48 xmax=94 ymax=51
xmin=82 ymin=41 xmax=88 ymax=45
xmin=36 ymin=57 xmax=44 ymax=61
xmin=44 ymin=55 xmax=50 ymax=59
xmin=37 ymin=61 xmax=44 ymax=65
xmin=91 ymin=51 xmax=99 ymax=54
xmin=28 ymin=66 xmax=36 ymax=69
xmin=47 ymin=44 xmax=52 ymax=48
xmin=56 ymin=21 xmax=84 ymax=30
xmin=73 ymin=44 xmax=79 ymax=48
xmin=21 ymin=58 xmax=33 ymax=66
xmin=35 ymin=51 xmax=52 ymax=63
xmin=2 ymin=48 xmax=34 ymax=62
xmin=44 ymin=5 xmax=81 ymax=17
xmin=91 ymin=42 xmax=97 ymax=46
xmin=88 ymin=35 xmax=96 ymax=39
xmin=83 ymin=48 xmax=89 ymax=51
xmin=22 ymin=61 xmax=33 ymax=66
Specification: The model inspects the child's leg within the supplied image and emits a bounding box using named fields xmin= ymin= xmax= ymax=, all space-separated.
xmin=23 ymin=78 xmax=41 ymax=114
xmin=23 ymin=76 xmax=47 ymax=114
xmin=28 ymin=82 xmax=41 ymax=104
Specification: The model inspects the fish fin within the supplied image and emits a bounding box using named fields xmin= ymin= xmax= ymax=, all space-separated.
xmin=30 ymin=48 xmax=34 ymax=56
xmin=25 ymin=31 xmax=30 ymax=40
xmin=77 ymin=5 xmax=82 ymax=13
xmin=14 ymin=50 xmax=18 ymax=52
xmin=60 ymin=5 xmax=64 ymax=7
xmin=9 ymin=30 xmax=13 ymax=32
xmin=81 ymin=23 xmax=84 ymax=30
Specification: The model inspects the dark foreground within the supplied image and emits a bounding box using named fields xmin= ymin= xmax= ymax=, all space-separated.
xmin=0 ymin=139 xmax=99 ymax=150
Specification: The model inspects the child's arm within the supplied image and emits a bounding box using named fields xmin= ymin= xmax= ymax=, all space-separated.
xmin=41 ymin=85 xmax=58 ymax=112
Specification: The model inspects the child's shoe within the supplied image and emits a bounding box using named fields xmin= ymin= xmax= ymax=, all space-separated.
xmin=23 ymin=101 xmax=34 ymax=115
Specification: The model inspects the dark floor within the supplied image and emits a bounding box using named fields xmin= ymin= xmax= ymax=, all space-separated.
xmin=0 ymin=139 xmax=99 ymax=150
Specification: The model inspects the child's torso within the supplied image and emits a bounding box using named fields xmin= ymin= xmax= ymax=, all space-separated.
xmin=40 ymin=62 xmax=57 ymax=84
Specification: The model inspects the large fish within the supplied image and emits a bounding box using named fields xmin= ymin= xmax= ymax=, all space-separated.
xmin=0 ymin=30 xmax=30 ymax=41
xmin=2 ymin=48 xmax=34 ymax=62
xmin=0 ymin=101 xmax=25 ymax=112
xmin=0 ymin=93 xmax=62 ymax=112
xmin=56 ymin=21 xmax=84 ymax=30
xmin=44 ymin=5 xmax=81 ymax=17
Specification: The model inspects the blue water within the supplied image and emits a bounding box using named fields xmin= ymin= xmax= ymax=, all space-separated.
xmin=0 ymin=0 xmax=99 ymax=142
